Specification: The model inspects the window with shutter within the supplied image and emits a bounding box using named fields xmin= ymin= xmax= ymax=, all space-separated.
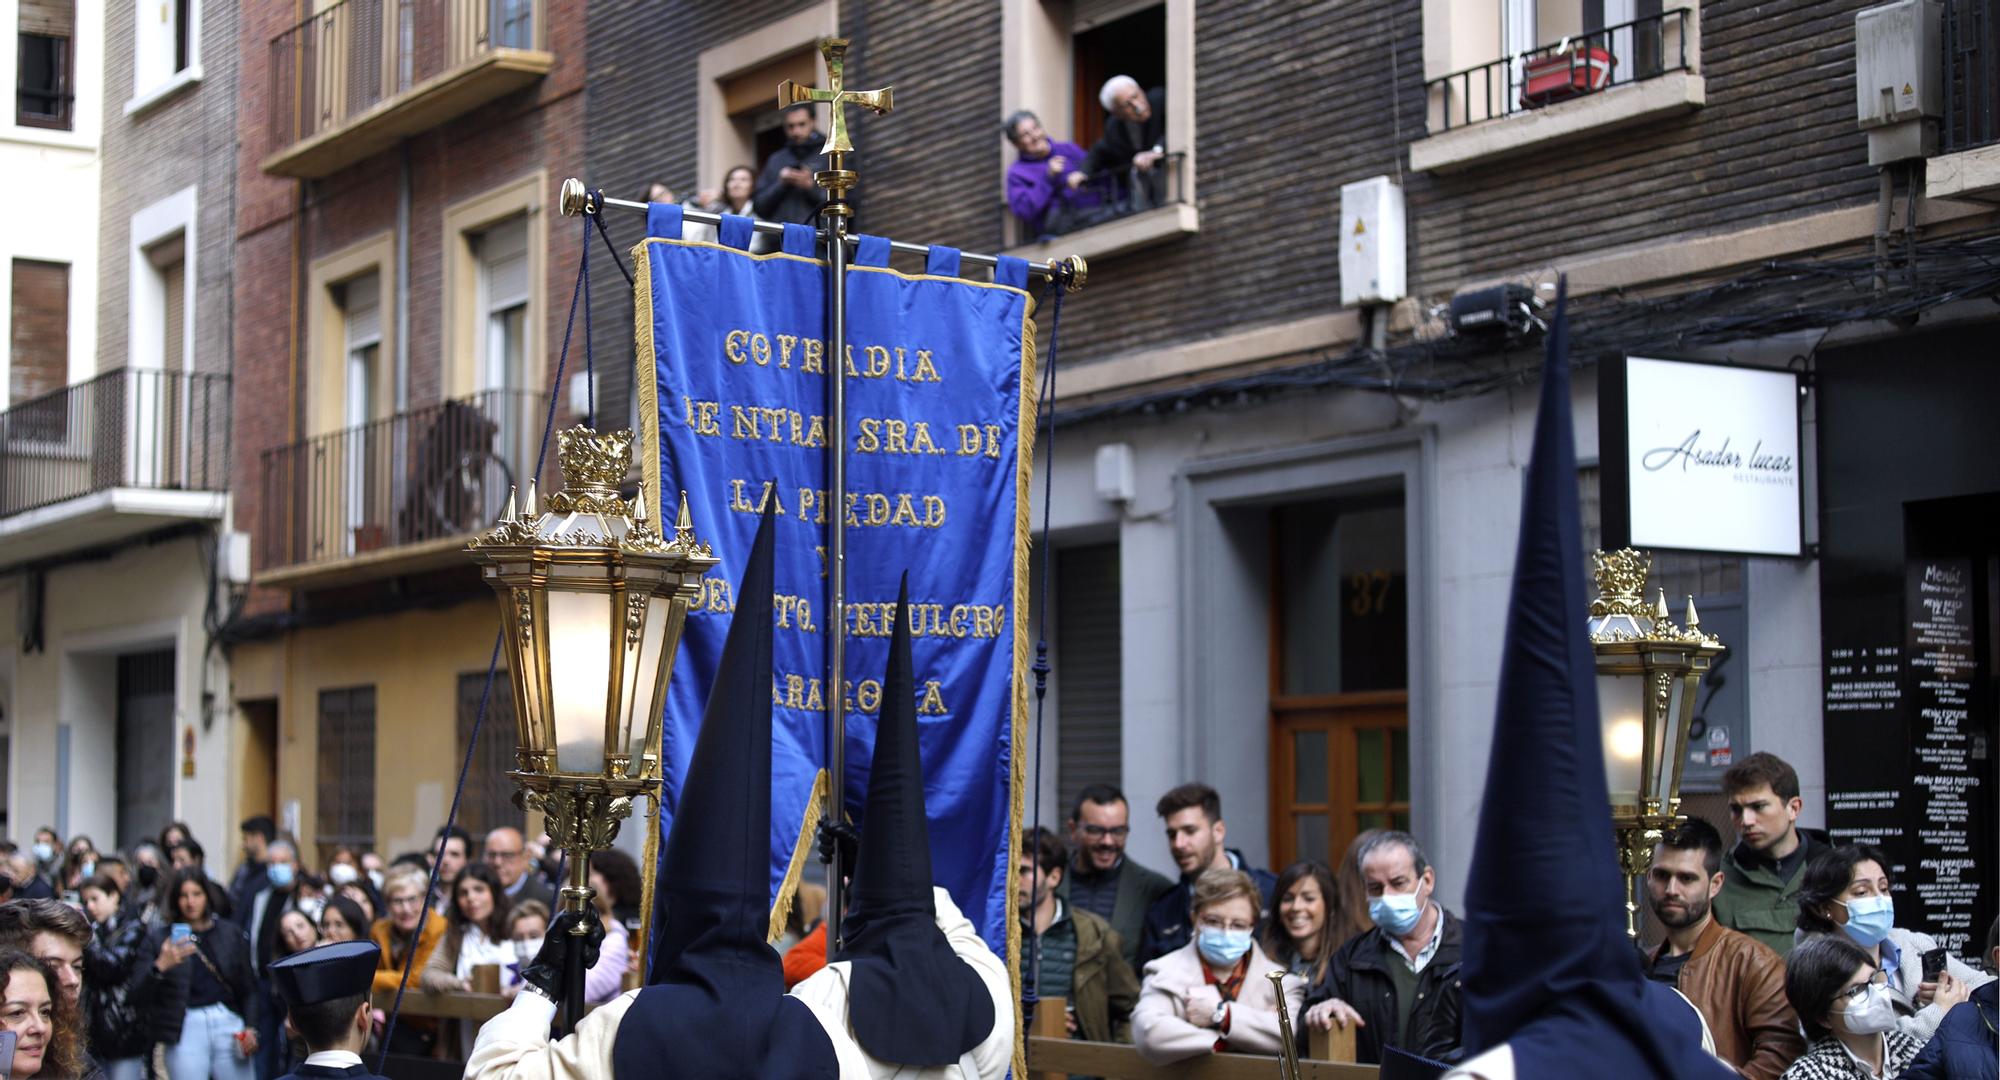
xmin=316 ymin=687 xmax=377 ymax=860
xmin=1054 ymin=543 xmax=1123 ymax=817
xmin=17 ymin=0 xmax=73 ymax=128
xmin=456 ymin=670 xmax=523 ymax=837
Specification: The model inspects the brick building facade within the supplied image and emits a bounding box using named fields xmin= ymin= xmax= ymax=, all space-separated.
xmin=579 ymin=0 xmax=1998 ymax=940
xmin=226 ymin=0 xmax=589 ymax=859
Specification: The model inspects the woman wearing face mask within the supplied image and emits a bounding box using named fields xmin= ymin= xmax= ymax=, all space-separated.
xmin=499 ymin=901 xmax=549 ymax=1000
xmin=1795 ymin=845 xmax=1992 ymax=1046
xmin=58 ymin=837 xmax=98 ymax=895
xmin=1260 ymin=861 xmax=1341 ymax=987
xmin=30 ymin=828 xmax=61 ymax=884
xmin=1781 ymin=935 xmax=1925 ymax=1079
xmin=1132 ymin=866 xmax=1303 ymax=1064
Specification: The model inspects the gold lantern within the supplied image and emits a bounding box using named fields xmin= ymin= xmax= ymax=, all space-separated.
xmin=466 ymin=427 xmax=715 ymax=933
xmin=1586 ymin=548 xmax=1725 ymax=939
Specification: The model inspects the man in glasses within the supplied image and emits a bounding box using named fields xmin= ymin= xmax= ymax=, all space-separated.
xmin=483 ymin=827 xmax=555 ymax=909
xmin=1058 ymin=783 xmax=1174 ymax=969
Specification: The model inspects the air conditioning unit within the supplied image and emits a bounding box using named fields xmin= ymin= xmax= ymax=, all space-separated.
xmin=1855 ymin=0 xmax=1943 ymax=164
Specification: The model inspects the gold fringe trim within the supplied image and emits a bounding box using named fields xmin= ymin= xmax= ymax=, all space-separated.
xmin=770 ymin=769 xmax=829 ymax=943
xmin=635 ymin=791 xmax=661 ymax=976
xmin=1006 ymin=291 xmax=1040 ymax=1080
xmin=631 ymin=238 xmax=662 ymax=517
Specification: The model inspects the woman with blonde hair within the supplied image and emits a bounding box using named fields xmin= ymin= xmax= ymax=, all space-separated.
xmin=1134 ymin=866 xmax=1304 ymax=1064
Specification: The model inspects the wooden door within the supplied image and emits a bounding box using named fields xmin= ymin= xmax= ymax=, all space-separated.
xmin=1266 ymin=492 xmax=1410 ymax=870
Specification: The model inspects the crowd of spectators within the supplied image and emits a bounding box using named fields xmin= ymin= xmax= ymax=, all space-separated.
xmin=0 ymin=817 xmax=620 ymax=1078
xmin=976 ymin=754 xmax=1999 ymax=1079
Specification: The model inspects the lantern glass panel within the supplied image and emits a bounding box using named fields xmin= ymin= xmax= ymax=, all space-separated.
xmin=546 ymin=588 xmax=615 ymax=773
xmin=1650 ymin=670 xmax=1690 ymax=805
xmin=620 ymin=594 xmax=672 ymax=765
xmin=1598 ymin=671 xmax=1644 ymax=805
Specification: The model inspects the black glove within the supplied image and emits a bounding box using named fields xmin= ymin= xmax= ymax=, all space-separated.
xmin=520 ymin=909 xmax=604 ymax=1001
xmin=817 ymin=820 xmax=859 ymax=869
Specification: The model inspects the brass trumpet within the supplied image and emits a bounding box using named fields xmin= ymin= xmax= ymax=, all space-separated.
xmin=1267 ymin=969 xmax=1304 ymax=1080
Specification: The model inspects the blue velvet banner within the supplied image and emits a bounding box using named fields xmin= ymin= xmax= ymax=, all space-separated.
xmin=634 ymin=205 xmax=1034 ymax=960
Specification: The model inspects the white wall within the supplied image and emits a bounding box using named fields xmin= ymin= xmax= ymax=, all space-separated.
xmin=0 ymin=0 xmax=103 ymax=394
xmin=1 ymin=537 xmax=229 ymax=858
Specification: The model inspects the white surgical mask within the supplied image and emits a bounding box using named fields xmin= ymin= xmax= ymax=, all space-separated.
xmin=328 ymin=863 xmax=359 ymax=886
xmin=1843 ymin=983 xmax=1899 ymax=1035
xmin=367 ymin=869 xmax=385 ymax=891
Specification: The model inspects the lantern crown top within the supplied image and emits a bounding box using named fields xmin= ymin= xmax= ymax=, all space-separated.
xmin=468 ymin=425 xmax=716 ymax=561
xmin=548 ymin=427 xmax=632 ymax=512
xmin=1589 ymin=548 xmax=1652 ymax=618
xmin=1586 ymin=547 xmax=1723 ymax=649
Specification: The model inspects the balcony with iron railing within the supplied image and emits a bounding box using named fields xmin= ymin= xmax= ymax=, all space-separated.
xmin=0 ymin=368 xmax=231 ymax=567
xmin=1931 ymin=0 xmax=2000 ymax=199
xmin=257 ymin=389 xmax=541 ymax=587
xmin=1411 ymin=8 xmax=1706 ymax=173
xmin=1002 ymin=151 xmax=1200 ymax=266
xmin=263 ymin=0 xmax=553 ymax=178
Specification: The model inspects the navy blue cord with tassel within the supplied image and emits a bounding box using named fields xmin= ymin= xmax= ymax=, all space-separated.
xmin=1024 ymin=267 xmax=1068 ymax=1021
xmin=376 ymin=195 xmax=608 ymax=1068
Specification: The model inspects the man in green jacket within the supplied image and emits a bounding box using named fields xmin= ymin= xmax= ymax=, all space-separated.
xmin=1021 ymin=826 xmax=1141 ymax=1043
xmin=1056 ymin=783 xmax=1175 ymax=969
xmin=1711 ymin=752 xmax=1828 ymax=957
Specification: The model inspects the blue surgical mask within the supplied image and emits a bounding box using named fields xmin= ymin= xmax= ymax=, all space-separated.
xmin=80 ymin=860 xmax=96 ymax=880
xmin=1196 ymin=926 xmax=1255 ymax=967
xmin=268 ymin=863 xmax=296 ymax=890
xmin=1837 ymin=895 xmax=1895 ymax=948
xmin=32 ymin=843 xmax=54 ymax=864
xmin=1369 ymin=891 xmax=1426 ymax=936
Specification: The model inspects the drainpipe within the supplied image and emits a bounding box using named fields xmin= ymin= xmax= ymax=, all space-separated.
xmin=396 ymin=140 xmax=412 ymax=411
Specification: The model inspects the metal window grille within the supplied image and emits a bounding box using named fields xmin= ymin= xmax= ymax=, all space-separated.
xmin=317 ymin=687 xmax=378 ymax=852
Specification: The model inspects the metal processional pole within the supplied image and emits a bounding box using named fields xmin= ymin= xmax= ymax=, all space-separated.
xmin=779 ymin=36 xmax=893 ymax=950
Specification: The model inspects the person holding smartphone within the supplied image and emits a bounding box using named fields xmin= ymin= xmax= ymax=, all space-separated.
xmin=1793 ymin=845 xmax=1994 ymax=1047
xmin=134 ymin=868 xmax=259 ymax=1080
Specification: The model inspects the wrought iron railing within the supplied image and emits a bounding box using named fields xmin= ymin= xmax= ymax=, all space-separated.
xmin=1945 ymin=0 xmax=2000 ymax=152
xmin=0 ymin=368 xmax=230 ymax=519
xmin=258 ymin=389 xmax=539 ymax=572
xmin=1425 ymin=9 xmax=1691 ymax=132
xmin=267 ymin=0 xmax=540 ymax=151
xmin=1006 ymin=150 xmax=1189 ymax=243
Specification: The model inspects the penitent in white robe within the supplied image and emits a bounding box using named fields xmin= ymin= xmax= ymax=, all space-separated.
xmin=463 ymin=888 xmax=1010 ymax=1080
xmin=787 ymin=888 xmax=1016 ymax=1080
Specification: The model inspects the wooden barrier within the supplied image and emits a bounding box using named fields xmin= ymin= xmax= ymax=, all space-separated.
xmin=1028 ymin=1037 xmax=1379 ymax=1079
xmin=1024 ymin=997 xmax=1374 ymax=1080
xmin=372 ymin=988 xmax=512 ymax=1023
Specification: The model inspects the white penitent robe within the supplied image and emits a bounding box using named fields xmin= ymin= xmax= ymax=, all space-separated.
xmin=463 ymin=986 xmax=875 ymax=1079
xmin=787 ymin=888 xmax=1016 ymax=1080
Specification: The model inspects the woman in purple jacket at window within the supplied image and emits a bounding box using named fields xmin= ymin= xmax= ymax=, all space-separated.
xmin=1004 ymin=109 xmax=1103 ymax=238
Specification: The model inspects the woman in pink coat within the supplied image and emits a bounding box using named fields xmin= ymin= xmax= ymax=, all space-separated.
xmin=1134 ymin=865 xmax=1306 ymax=1064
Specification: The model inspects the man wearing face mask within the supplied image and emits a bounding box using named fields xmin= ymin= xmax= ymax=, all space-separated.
xmin=1301 ymin=831 xmax=1465 ymax=1065
xmin=247 ymin=838 xmax=306 ymax=1078
xmin=232 ymin=816 xmax=276 ymax=924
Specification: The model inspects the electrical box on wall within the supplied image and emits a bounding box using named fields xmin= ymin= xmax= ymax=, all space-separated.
xmin=1339 ymin=176 xmax=1407 ymax=307
xmin=1855 ymin=0 xmax=1943 ymax=164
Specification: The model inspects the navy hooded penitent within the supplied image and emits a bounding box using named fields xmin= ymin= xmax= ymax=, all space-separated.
xmin=1457 ymin=279 xmax=1734 ymax=1079
xmin=609 ymin=504 xmax=839 ymax=1079
xmin=831 ymin=576 xmax=996 ymax=1067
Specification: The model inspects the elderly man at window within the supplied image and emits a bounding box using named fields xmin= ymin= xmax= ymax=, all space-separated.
xmin=1004 ymin=109 xmax=1103 ymax=239
xmin=1073 ymin=75 xmax=1168 ymax=211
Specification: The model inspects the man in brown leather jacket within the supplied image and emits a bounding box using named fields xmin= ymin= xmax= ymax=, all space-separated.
xmin=1644 ymin=818 xmax=1805 ymax=1080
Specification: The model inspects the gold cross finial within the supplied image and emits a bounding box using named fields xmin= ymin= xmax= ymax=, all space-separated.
xmin=777 ymin=38 xmax=893 ymax=156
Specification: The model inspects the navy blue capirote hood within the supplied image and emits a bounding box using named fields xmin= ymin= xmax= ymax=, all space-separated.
xmin=1458 ymin=279 xmax=1734 ymax=1079
xmin=611 ymin=504 xmax=838 ymax=1079
xmin=831 ymin=575 xmax=995 ymax=1067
